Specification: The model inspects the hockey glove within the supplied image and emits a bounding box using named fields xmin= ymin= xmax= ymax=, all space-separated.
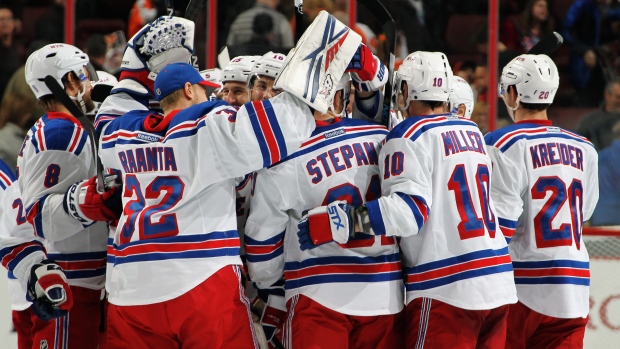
xmin=63 ymin=175 xmax=123 ymax=224
xmin=27 ymin=260 xmax=73 ymax=321
xmin=118 ymin=15 xmax=195 ymax=94
xmin=297 ymin=200 xmax=355 ymax=250
xmin=346 ymin=44 xmax=388 ymax=92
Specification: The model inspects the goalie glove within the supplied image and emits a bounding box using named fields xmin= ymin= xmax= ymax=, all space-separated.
xmin=252 ymin=293 xmax=286 ymax=345
xmin=63 ymin=175 xmax=123 ymax=224
xmin=117 ymin=15 xmax=195 ymax=95
xmin=27 ymin=260 xmax=73 ymax=321
xmin=346 ymin=44 xmax=388 ymax=92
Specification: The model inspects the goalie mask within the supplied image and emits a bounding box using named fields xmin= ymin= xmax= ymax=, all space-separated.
xmin=122 ymin=16 xmax=195 ymax=74
xmin=247 ymin=52 xmax=286 ymax=100
xmin=394 ymin=51 xmax=452 ymax=110
xmin=26 ymin=44 xmax=99 ymax=113
xmin=499 ymin=54 xmax=559 ymax=120
xmin=448 ymin=76 xmax=474 ymax=119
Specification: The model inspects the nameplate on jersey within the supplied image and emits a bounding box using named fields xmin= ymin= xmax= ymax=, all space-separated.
xmin=304 ymin=140 xmax=378 ymax=186
xmin=117 ymin=143 xmax=180 ymax=175
xmin=440 ymin=129 xmax=487 ymax=159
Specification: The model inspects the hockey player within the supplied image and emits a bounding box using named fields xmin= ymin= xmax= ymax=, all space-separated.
xmin=448 ymin=75 xmax=475 ymax=119
xmin=19 ymin=43 xmax=122 ymax=348
xmin=298 ymin=51 xmax=518 ymax=348
xmin=0 ymin=159 xmax=49 ymax=349
xmin=220 ymin=55 xmax=260 ymax=107
xmin=199 ymin=68 xmax=223 ymax=100
xmin=246 ymin=68 xmax=404 ymax=349
xmin=246 ymin=52 xmax=287 ymax=101
xmin=486 ymin=54 xmax=599 ymax=349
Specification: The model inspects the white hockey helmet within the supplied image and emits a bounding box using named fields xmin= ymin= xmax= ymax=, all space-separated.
xmin=247 ymin=52 xmax=287 ymax=90
xmin=499 ymin=54 xmax=559 ymax=105
xmin=394 ymin=51 xmax=452 ymax=109
xmin=200 ymin=68 xmax=223 ymax=88
xmin=330 ymin=73 xmax=351 ymax=117
xmin=91 ymin=71 xmax=119 ymax=103
xmin=25 ymin=43 xmax=99 ymax=99
xmin=448 ymin=76 xmax=474 ymax=119
xmin=221 ymin=56 xmax=260 ymax=84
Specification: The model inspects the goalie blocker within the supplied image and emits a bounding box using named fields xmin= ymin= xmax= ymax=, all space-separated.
xmin=275 ymin=11 xmax=361 ymax=114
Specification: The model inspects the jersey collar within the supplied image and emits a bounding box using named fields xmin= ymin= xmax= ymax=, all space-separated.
xmin=514 ymin=119 xmax=552 ymax=126
xmin=315 ymin=117 xmax=342 ymax=127
xmin=143 ymin=110 xmax=181 ymax=133
xmin=46 ymin=111 xmax=80 ymax=125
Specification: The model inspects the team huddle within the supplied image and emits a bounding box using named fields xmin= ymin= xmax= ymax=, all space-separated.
xmin=0 ymin=11 xmax=599 ymax=349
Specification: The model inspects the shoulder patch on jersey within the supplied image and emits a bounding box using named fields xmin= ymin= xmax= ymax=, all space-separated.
xmin=36 ymin=117 xmax=89 ymax=155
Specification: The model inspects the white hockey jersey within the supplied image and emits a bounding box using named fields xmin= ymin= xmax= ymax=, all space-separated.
xmin=17 ymin=112 xmax=108 ymax=291
xmin=0 ymin=160 xmax=43 ymax=310
xmin=365 ymin=114 xmax=517 ymax=310
xmin=246 ymin=117 xmax=404 ymax=316
xmin=485 ymin=119 xmax=599 ymax=318
xmin=99 ymin=93 xmax=315 ymax=306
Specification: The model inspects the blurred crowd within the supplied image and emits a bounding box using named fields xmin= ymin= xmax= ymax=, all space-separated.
xmin=0 ymin=0 xmax=619 ymax=225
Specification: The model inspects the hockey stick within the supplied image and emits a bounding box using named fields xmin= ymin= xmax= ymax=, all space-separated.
xmin=185 ymin=0 xmax=206 ymax=22
xmin=357 ymin=0 xmax=396 ymax=128
xmin=44 ymin=76 xmax=105 ymax=193
xmin=527 ymin=31 xmax=563 ymax=55
xmin=294 ymin=0 xmax=304 ymax=43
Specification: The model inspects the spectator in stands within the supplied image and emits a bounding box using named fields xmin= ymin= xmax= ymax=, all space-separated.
xmin=590 ymin=120 xmax=620 ymax=226
xmin=472 ymin=63 xmax=487 ymax=103
xmin=35 ymin=0 xmax=64 ymax=42
xmin=0 ymin=92 xmax=37 ymax=171
xmin=0 ymin=5 xmax=21 ymax=99
xmin=453 ymin=60 xmax=477 ymax=84
xmin=228 ymin=13 xmax=285 ymax=57
xmin=563 ymin=0 xmax=620 ymax=107
xmin=501 ymin=0 xmax=554 ymax=53
xmin=128 ymin=0 xmax=159 ymax=38
xmin=577 ymin=77 xmax=620 ymax=151
xmin=84 ymin=34 xmax=107 ymax=72
xmin=227 ymin=0 xmax=294 ymax=50
xmin=471 ymin=101 xmax=488 ymax=133
xmin=0 ymin=40 xmax=50 ymax=171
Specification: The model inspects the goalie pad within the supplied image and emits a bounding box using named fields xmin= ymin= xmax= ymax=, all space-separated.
xmin=274 ymin=11 xmax=361 ymax=114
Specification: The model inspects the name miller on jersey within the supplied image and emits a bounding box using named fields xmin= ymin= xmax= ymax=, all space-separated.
xmin=529 ymin=142 xmax=584 ymax=171
xmin=441 ymin=129 xmax=487 ymax=157
xmin=117 ymin=146 xmax=178 ymax=173
xmin=306 ymin=141 xmax=378 ymax=184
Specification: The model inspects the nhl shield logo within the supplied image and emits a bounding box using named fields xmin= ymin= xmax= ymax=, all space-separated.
xmin=40 ymin=339 xmax=48 ymax=349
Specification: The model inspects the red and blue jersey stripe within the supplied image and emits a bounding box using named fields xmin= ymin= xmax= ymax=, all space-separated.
xmin=365 ymin=193 xmax=430 ymax=236
xmin=29 ymin=113 xmax=90 ymax=155
xmin=284 ymin=253 xmax=402 ymax=290
xmin=499 ymin=217 xmax=518 ymax=243
xmin=386 ymin=114 xmax=478 ymax=143
xmin=244 ymin=230 xmax=285 ymax=263
xmin=404 ymin=247 xmax=513 ymax=291
xmin=0 ymin=240 xmax=45 ymax=274
xmin=47 ymin=251 xmax=107 ymax=280
xmin=110 ymin=230 xmax=241 ymax=265
xmin=246 ymin=100 xmax=288 ymax=167
xmin=485 ymin=123 xmax=594 ymax=153
xmin=0 ymin=166 xmax=14 ymax=190
xmin=512 ymin=259 xmax=590 ymax=286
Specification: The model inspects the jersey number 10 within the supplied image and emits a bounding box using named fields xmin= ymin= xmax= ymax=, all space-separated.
xmin=448 ymin=164 xmax=496 ymax=240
